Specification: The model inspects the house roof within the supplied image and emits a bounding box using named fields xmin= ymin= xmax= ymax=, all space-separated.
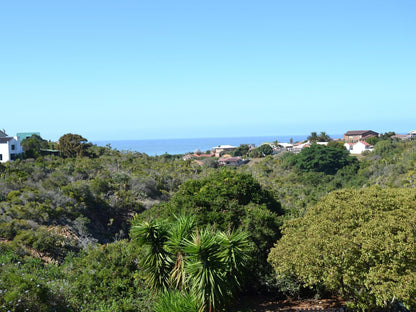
xmin=218 ymin=156 xmax=242 ymax=162
xmin=355 ymin=141 xmax=371 ymax=146
xmin=0 ymin=137 xmax=13 ymax=144
xmin=212 ymin=145 xmax=237 ymax=149
xmin=344 ymin=130 xmax=377 ymax=136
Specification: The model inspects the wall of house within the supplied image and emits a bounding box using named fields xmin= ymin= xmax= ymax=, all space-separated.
xmin=0 ymin=137 xmax=23 ymax=163
xmin=351 ymin=142 xmax=369 ymax=154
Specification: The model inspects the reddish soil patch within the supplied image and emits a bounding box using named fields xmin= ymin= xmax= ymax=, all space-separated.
xmin=235 ymin=296 xmax=346 ymax=312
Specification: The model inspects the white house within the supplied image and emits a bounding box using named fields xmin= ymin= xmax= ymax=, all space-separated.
xmin=0 ymin=135 xmax=23 ymax=163
xmin=344 ymin=142 xmax=354 ymax=152
xmin=349 ymin=141 xmax=373 ymax=154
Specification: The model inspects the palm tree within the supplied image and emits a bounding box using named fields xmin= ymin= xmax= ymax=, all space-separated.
xmin=307 ymin=132 xmax=319 ymax=143
xmin=318 ymin=131 xmax=332 ymax=142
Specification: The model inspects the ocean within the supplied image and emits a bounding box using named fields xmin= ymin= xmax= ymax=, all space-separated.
xmin=93 ymin=135 xmax=318 ymax=156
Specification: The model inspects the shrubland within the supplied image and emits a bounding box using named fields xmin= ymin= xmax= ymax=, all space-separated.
xmin=1 ymin=134 xmax=416 ymax=310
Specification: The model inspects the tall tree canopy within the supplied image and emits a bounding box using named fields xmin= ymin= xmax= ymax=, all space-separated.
xmin=286 ymin=144 xmax=357 ymax=175
xmin=58 ymin=133 xmax=89 ymax=158
xmin=268 ymin=187 xmax=416 ymax=310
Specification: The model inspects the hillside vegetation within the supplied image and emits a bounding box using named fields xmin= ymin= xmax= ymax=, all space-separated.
xmin=1 ymin=136 xmax=416 ymax=311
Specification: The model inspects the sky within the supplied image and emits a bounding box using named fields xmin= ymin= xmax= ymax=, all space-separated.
xmin=1 ymin=0 xmax=415 ymax=141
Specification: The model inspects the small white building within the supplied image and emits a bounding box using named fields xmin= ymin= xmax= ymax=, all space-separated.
xmin=348 ymin=141 xmax=373 ymax=154
xmin=0 ymin=135 xmax=23 ymax=163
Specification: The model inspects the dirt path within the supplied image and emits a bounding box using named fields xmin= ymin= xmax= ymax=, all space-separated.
xmin=234 ymin=296 xmax=346 ymax=312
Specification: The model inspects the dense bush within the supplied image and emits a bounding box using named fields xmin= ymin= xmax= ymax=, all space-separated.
xmin=268 ymin=187 xmax=416 ymax=310
xmin=284 ymin=144 xmax=357 ymax=175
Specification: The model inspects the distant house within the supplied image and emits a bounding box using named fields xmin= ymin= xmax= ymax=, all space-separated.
xmin=212 ymin=145 xmax=237 ymax=157
xmin=343 ymin=130 xmax=379 ymax=143
xmin=409 ymin=130 xmax=416 ymax=139
xmin=16 ymin=132 xmax=41 ymax=142
xmin=218 ymin=156 xmax=244 ymax=166
xmin=0 ymin=132 xmax=23 ymax=163
xmin=182 ymin=152 xmax=214 ymax=161
xmin=391 ymin=134 xmax=408 ymax=140
xmin=350 ymin=141 xmax=373 ymax=154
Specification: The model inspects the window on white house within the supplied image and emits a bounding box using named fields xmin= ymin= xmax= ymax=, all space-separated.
xmin=0 ymin=154 xmax=2 ymax=161
xmin=11 ymin=145 xmax=15 ymax=150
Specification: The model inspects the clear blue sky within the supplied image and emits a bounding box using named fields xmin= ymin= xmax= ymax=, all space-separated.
xmin=1 ymin=0 xmax=415 ymax=141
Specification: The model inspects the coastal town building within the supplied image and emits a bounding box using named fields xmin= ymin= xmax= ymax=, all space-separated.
xmin=212 ymin=145 xmax=237 ymax=157
xmin=0 ymin=131 xmax=23 ymax=163
xmin=343 ymin=130 xmax=379 ymax=143
xmin=218 ymin=156 xmax=244 ymax=166
xmin=344 ymin=141 xmax=373 ymax=154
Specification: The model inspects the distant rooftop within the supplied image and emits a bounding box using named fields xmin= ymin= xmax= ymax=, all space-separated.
xmin=17 ymin=132 xmax=41 ymax=141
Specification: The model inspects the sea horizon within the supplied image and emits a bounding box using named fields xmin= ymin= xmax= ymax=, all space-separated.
xmin=93 ymin=134 xmax=343 ymax=156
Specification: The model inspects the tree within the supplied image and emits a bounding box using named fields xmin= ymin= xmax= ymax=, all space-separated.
xmin=130 ymin=215 xmax=251 ymax=312
xmin=318 ymin=131 xmax=332 ymax=142
xmin=268 ymin=187 xmax=416 ymax=310
xmin=257 ymin=144 xmax=273 ymax=156
xmin=307 ymin=132 xmax=319 ymax=143
xmin=307 ymin=131 xmax=332 ymax=143
xmin=58 ymin=133 xmax=88 ymax=158
xmin=327 ymin=140 xmax=346 ymax=150
xmin=232 ymin=144 xmax=250 ymax=157
xmin=21 ymin=134 xmax=49 ymax=158
xmin=286 ymin=144 xmax=357 ymax=175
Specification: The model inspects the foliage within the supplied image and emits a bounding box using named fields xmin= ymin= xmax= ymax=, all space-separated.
xmin=21 ymin=134 xmax=49 ymax=158
xmin=131 ymin=215 xmax=251 ymax=312
xmin=260 ymin=144 xmax=273 ymax=156
xmin=232 ymin=144 xmax=250 ymax=157
xmin=58 ymin=133 xmax=89 ymax=158
xmin=154 ymin=291 xmax=199 ymax=312
xmin=268 ymin=187 xmax=416 ymax=310
xmin=62 ymin=240 xmax=152 ymax=311
xmin=285 ymin=144 xmax=357 ymax=175
xmin=138 ymin=170 xmax=282 ymax=292
xmin=0 ymin=145 xmax=203 ymax=259
xmin=307 ymin=131 xmax=332 ymax=143
xmin=327 ymin=140 xmax=346 ymax=150
xmin=0 ymin=243 xmax=70 ymax=311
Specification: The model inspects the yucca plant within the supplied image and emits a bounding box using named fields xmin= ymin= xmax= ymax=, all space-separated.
xmin=130 ymin=219 xmax=172 ymax=292
xmin=166 ymin=214 xmax=196 ymax=289
xmin=217 ymin=230 xmax=251 ymax=295
xmin=131 ymin=215 xmax=251 ymax=312
xmin=184 ymin=227 xmax=232 ymax=312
